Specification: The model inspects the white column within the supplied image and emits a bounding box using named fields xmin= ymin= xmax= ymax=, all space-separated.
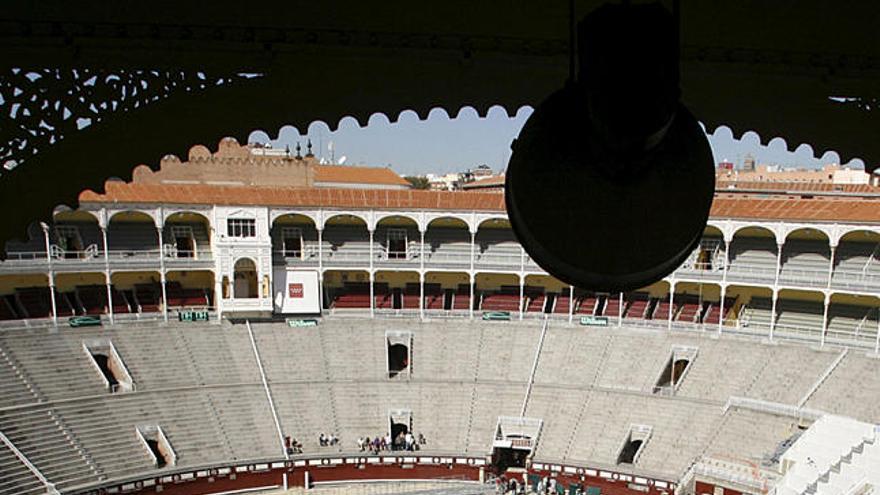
xmin=369 ymin=271 xmax=375 ymax=318
xmin=48 ymin=272 xmax=58 ymax=324
xmin=722 ymin=238 xmax=730 ymax=282
xmin=769 ymin=290 xmax=778 ymax=341
xmin=469 ymin=231 xmax=476 ymax=273
xmin=827 ymin=245 xmax=836 ymax=289
xmin=718 ymin=285 xmax=726 ymax=335
xmin=618 ymin=292 xmax=623 ymax=327
xmin=469 ymin=273 xmax=475 ymax=320
xmin=369 ymin=229 xmax=374 ymax=318
xmin=419 ymin=272 xmax=424 ymax=320
xmin=317 ymin=228 xmax=324 ymax=313
xmin=518 ymin=275 xmax=524 ymax=320
xmin=668 ymin=284 xmax=674 ymax=330
xmin=821 ymin=292 xmax=830 ymax=347
xmin=157 ymin=226 xmax=168 ymax=322
xmin=101 ymin=226 xmax=113 ymax=324
xmin=420 ymin=230 xmax=425 ymax=271
xmin=42 ymin=225 xmax=57 ymax=324
xmin=774 ymin=242 xmax=783 ymax=287
xmin=568 ymin=285 xmax=574 ymax=324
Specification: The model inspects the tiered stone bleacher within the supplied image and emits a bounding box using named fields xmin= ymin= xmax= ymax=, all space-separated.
xmin=1 ymin=317 xmax=880 ymax=492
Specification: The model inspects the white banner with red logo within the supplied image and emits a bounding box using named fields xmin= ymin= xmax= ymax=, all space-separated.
xmin=273 ymin=268 xmax=320 ymax=314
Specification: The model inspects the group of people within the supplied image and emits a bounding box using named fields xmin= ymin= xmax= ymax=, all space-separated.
xmin=318 ymin=432 xmax=340 ymax=446
xmin=495 ymin=475 xmax=575 ymax=495
xmin=357 ymin=431 xmax=426 ymax=453
xmin=283 ymin=436 xmax=303 ymax=455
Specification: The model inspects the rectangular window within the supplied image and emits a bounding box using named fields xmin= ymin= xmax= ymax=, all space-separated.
xmin=227 ymin=219 xmax=256 ymax=238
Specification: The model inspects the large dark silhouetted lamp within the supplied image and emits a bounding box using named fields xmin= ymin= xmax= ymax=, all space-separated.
xmin=505 ymin=2 xmax=715 ymax=293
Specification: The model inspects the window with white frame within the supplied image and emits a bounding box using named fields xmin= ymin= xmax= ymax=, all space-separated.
xmin=282 ymin=227 xmax=303 ymax=257
xmin=387 ymin=228 xmax=408 ymax=259
xmin=170 ymin=226 xmax=196 ymax=257
xmin=227 ymin=218 xmax=256 ymax=238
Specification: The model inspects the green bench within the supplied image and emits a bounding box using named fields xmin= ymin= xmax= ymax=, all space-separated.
xmin=68 ymin=316 xmax=102 ymax=328
xmin=482 ymin=311 xmax=511 ymax=321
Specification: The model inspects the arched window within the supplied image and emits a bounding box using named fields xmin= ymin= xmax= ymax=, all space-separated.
xmin=233 ymin=258 xmax=259 ymax=299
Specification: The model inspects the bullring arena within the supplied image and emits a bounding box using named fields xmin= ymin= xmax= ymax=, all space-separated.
xmin=0 ymin=141 xmax=879 ymax=495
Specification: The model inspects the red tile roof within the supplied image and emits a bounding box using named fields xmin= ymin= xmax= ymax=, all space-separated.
xmin=79 ymin=182 xmax=880 ymax=224
xmin=313 ymin=165 xmax=410 ymax=186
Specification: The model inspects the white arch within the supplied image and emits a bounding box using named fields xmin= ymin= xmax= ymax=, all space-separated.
xmin=269 ymin=210 xmax=320 ymax=227
xmin=321 ymin=211 xmax=370 ymax=230
xmin=730 ymin=223 xmax=783 ymax=245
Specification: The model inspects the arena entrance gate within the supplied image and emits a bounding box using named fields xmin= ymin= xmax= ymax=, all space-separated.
xmin=386 ymin=330 xmax=413 ymax=378
xmin=492 ymin=416 xmax=543 ymax=473
xmin=388 ymin=409 xmax=413 ymax=451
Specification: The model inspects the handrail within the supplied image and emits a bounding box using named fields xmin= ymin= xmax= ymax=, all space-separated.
xmin=0 ymin=428 xmax=61 ymax=495
xmin=521 ymin=317 xmax=549 ymax=417
xmin=246 ymin=320 xmax=289 ymax=460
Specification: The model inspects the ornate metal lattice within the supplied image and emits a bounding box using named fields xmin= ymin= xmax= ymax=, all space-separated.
xmin=0 ymin=68 xmax=260 ymax=174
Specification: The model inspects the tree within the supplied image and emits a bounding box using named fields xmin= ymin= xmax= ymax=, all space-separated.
xmin=404 ymin=175 xmax=430 ymax=189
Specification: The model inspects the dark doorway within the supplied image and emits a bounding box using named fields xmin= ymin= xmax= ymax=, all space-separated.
xmin=388 ymin=343 xmax=409 ymax=378
xmin=492 ymin=447 xmax=528 ymax=474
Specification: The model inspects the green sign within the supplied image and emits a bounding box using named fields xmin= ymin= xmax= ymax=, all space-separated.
xmin=580 ymin=316 xmax=609 ymax=326
xmin=287 ymin=318 xmax=319 ymax=327
xmin=69 ymin=316 xmax=102 ymax=328
xmin=482 ymin=311 xmax=511 ymax=321
xmin=179 ymin=310 xmax=210 ymax=322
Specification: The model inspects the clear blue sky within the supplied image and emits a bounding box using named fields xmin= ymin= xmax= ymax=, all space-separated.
xmin=248 ymin=106 xmax=865 ymax=177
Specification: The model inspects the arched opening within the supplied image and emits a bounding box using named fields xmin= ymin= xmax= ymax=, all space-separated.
xmin=388 ymin=410 xmax=413 ymax=451
xmin=833 ymin=230 xmax=880 ymax=291
xmin=271 ymin=213 xmax=318 ymax=262
xmin=52 ymin=210 xmax=101 ymax=260
xmin=166 ymin=271 xmax=214 ymax=309
xmin=323 ymin=270 xmax=370 ymax=310
xmin=108 ymin=211 xmax=159 ymax=259
xmin=728 ymin=284 xmax=774 ymax=336
xmin=424 ymin=271 xmax=469 ymax=312
xmin=775 ymin=288 xmax=825 ymax=341
xmin=424 ymin=217 xmax=470 ymax=267
xmin=233 ymin=258 xmax=259 ymax=299
xmin=475 ymin=218 xmax=519 ymax=270
xmin=323 ymin=214 xmax=370 ymax=264
xmin=0 ymin=274 xmax=51 ymax=320
xmin=728 ymin=226 xmax=778 ymax=284
xmin=375 ymin=215 xmax=418 ymax=261
xmin=524 ymin=275 xmax=567 ymax=315
xmin=374 ymin=271 xmax=419 ymax=310
xmin=780 ymin=228 xmax=831 ymax=288
xmin=55 ymin=272 xmax=107 ymax=316
xmin=694 ymin=225 xmax=725 ymax=271
xmin=475 ymin=272 xmax=521 ymax=313
xmin=673 ymin=282 xmax=722 ymax=325
xmin=827 ymin=293 xmax=880 ymax=346
xmin=110 ymin=271 xmax=162 ymax=314
xmin=164 ymin=212 xmax=211 ymax=259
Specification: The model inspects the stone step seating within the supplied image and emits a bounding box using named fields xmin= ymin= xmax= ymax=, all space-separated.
xmin=467 ymin=383 xmax=523 ymax=454
xmin=826 ymin=304 xmax=879 ymax=345
xmin=593 ymin=333 xmax=671 ymax=392
xmin=0 ymin=329 xmax=107 ymax=402
xmin=411 ymin=322 xmax=481 ymax=382
xmin=0 ymin=436 xmax=48 ymax=495
xmin=743 ymin=345 xmax=839 ymax=405
xmin=832 ymin=242 xmax=880 ymax=280
xmin=0 ymin=346 xmax=40 ymax=408
xmin=563 ymin=389 xmax=721 ymax=476
xmin=805 ymin=352 xmax=880 ymax=423
xmin=475 ymin=324 xmax=540 ymax=383
xmin=779 ymin=241 xmax=831 ymax=282
xmin=703 ymin=407 xmax=800 ymax=466
xmin=252 ymin=323 xmax=327 ymax=382
xmin=727 ymin=240 xmax=778 ymax=279
xmin=173 ymin=324 xmax=260 ymax=385
xmin=524 ymin=385 xmax=588 ymax=462
xmin=0 ymin=404 xmax=102 ymax=491
xmin=321 ymin=322 xmax=387 ymax=382
xmin=775 ymin=299 xmax=825 ymax=336
xmin=532 ymin=327 xmax=609 ymax=388
xmin=742 ymin=297 xmax=774 ymax=330
xmin=271 ymin=381 xmax=340 ymax=455
xmin=675 ymin=338 xmax=771 ymax=402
